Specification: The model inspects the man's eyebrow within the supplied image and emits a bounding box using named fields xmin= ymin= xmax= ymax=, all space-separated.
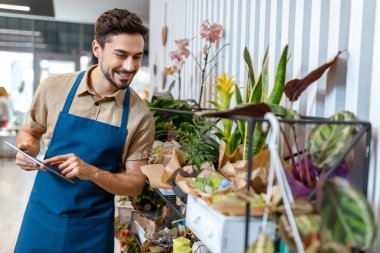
xmin=114 ymin=49 xmax=144 ymax=55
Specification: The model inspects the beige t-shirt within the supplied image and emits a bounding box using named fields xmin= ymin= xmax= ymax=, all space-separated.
xmin=24 ymin=65 xmax=155 ymax=165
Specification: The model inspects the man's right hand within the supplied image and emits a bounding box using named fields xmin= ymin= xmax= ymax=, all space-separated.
xmin=15 ymin=143 xmax=40 ymax=171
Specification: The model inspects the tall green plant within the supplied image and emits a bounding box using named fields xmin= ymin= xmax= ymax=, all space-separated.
xmin=236 ymin=45 xmax=289 ymax=158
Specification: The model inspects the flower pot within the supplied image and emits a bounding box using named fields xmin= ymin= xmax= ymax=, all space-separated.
xmin=117 ymin=200 xmax=133 ymax=225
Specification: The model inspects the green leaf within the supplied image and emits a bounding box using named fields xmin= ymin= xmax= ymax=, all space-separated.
xmin=234 ymin=84 xmax=245 ymax=152
xmin=235 ymin=84 xmax=243 ymax=106
xmin=252 ymin=124 xmax=267 ymax=156
xmin=320 ymin=177 xmax=377 ymax=250
xmin=306 ymin=111 xmax=357 ymax=168
xmin=294 ymin=215 xmax=321 ymax=237
xmin=227 ymin=129 xmax=242 ymax=155
xmin=267 ymin=103 xmax=300 ymax=119
xmin=209 ymin=101 xmax=223 ymax=111
xmin=249 ymin=69 xmax=263 ymax=104
xmin=249 ymin=50 xmax=268 ymax=104
xmin=262 ymin=47 xmax=269 ymax=102
xmin=168 ymin=80 xmax=176 ymax=93
xmin=243 ymin=47 xmax=257 ymax=103
xmin=268 ymin=45 xmax=288 ymax=105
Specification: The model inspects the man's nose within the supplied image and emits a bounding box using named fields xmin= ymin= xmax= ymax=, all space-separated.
xmin=123 ymin=57 xmax=135 ymax=71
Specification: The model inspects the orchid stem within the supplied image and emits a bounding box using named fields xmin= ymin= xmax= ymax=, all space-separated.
xmin=206 ymin=43 xmax=230 ymax=64
xmin=178 ymin=71 xmax=181 ymax=99
xmin=198 ymin=42 xmax=211 ymax=105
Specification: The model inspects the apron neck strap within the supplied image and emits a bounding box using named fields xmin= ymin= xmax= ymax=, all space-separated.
xmin=62 ymin=71 xmax=86 ymax=113
xmin=62 ymin=70 xmax=131 ymax=127
xmin=121 ymin=88 xmax=130 ymax=126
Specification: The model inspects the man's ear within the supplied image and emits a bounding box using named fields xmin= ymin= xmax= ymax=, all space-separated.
xmin=92 ymin=40 xmax=101 ymax=57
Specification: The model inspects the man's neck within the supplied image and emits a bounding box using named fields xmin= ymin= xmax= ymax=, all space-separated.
xmin=88 ymin=66 xmax=117 ymax=98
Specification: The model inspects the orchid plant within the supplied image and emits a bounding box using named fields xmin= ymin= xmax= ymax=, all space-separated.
xmin=165 ymin=39 xmax=190 ymax=100
xmin=167 ymin=20 xmax=228 ymax=105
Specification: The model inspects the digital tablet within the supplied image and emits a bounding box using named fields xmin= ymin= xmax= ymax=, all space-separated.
xmin=4 ymin=141 xmax=75 ymax=184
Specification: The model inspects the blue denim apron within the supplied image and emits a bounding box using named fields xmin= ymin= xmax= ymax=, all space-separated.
xmin=15 ymin=71 xmax=130 ymax=252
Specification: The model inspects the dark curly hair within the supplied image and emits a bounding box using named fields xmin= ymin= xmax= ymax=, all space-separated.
xmin=94 ymin=8 xmax=148 ymax=48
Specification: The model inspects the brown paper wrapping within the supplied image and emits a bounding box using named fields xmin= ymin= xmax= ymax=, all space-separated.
xmin=211 ymin=185 xmax=281 ymax=216
xmin=141 ymin=164 xmax=172 ymax=189
xmin=218 ymin=142 xmax=291 ymax=193
xmin=142 ymin=147 xmax=213 ymax=189
xmin=176 ymin=169 xmax=230 ymax=203
xmin=161 ymin=149 xmax=186 ymax=183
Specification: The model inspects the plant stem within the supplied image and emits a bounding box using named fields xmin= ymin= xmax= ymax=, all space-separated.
xmin=198 ymin=42 xmax=211 ymax=105
xmin=206 ymin=43 xmax=230 ymax=64
xmin=189 ymin=51 xmax=202 ymax=69
xmin=178 ymin=70 xmax=181 ymax=99
xmin=203 ymin=63 xmax=218 ymax=81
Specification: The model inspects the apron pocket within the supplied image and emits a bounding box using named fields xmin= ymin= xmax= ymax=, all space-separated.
xmin=62 ymin=216 xmax=114 ymax=253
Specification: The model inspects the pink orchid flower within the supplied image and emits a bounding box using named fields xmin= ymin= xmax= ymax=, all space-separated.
xmin=175 ymin=38 xmax=190 ymax=48
xmin=200 ymin=20 xmax=210 ymax=40
xmin=175 ymin=38 xmax=190 ymax=58
xmin=173 ymin=60 xmax=184 ymax=72
xmin=202 ymin=44 xmax=209 ymax=55
xmin=200 ymin=20 xmax=223 ymax=43
xmin=180 ymin=48 xmax=190 ymax=58
xmin=169 ymin=50 xmax=181 ymax=61
xmin=209 ymin=23 xmax=223 ymax=43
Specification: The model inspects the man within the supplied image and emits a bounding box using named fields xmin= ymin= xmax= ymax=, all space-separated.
xmin=14 ymin=9 xmax=154 ymax=252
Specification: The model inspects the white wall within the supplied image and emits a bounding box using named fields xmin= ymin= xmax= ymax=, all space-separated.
xmin=149 ymin=0 xmax=380 ymax=250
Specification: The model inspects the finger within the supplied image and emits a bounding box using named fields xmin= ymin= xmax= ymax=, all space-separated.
xmin=16 ymin=143 xmax=36 ymax=156
xmin=58 ymin=157 xmax=76 ymax=171
xmin=65 ymin=169 xmax=78 ymax=179
xmin=60 ymin=163 xmax=75 ymax=175
xmin=16 ymin=143 xmax=30 ymax=151
xmin=58 ymin=161 xmax=69 ymax=171
xmin=16 ymin=155 xmax=37 ymax=167
xmin=17 ymin=163 xmax=39 ymax=171
xmin=50 ymin=161 xmax=65 ymax=167
xmin=43 ymin=154 xmax=72 ymax=164
xmin=16 ymin=160 xmax=36 ymax=168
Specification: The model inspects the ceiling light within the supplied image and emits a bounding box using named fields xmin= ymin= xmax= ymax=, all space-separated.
xmin=0 ymin=29 xmax=41 ymax=37
xmin=0 ymin=4 xmax=30 ymax=12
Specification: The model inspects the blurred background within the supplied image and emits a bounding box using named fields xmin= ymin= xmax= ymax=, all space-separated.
xmin=0 ymin=0 xmax=150 ymax=133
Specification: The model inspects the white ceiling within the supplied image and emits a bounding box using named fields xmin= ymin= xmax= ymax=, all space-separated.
xmin=53 ymin=0 xmax=149 ymax=24
xmin=0 ymin=0 xmax=149 ymax=25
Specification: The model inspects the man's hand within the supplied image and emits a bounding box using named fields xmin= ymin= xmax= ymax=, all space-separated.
xmin=15 ymin=143 xmax=40 ymax=171
xmin=43 ymin=154 xmax=96 ymax=180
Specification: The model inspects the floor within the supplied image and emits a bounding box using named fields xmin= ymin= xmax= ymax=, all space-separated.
xmin=0 ymin=158 xmax=120 ymax=253
xmin=0 ymin=158 xmax=36 ymax=253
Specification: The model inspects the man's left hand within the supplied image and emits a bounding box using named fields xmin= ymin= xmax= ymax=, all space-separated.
xmin=43 ymin=153 xmax=97 ymax=180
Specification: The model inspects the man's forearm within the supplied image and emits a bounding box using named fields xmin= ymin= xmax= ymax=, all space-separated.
xmin=91 ymin=169 xmax=146 ymax=197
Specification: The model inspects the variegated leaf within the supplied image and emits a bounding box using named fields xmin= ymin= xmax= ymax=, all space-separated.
xmin=320 ymin=177 xmax=377 ymax=250
xmin=306 ymin=111 xmax=357 ymax=168
xmin=278 ymin=212 xmax=321 ymax=252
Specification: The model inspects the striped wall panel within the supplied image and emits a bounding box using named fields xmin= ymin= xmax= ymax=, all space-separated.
xmin=148 ymin=1 xmax=380 ymax=250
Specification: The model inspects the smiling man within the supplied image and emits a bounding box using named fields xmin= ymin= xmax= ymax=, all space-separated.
xmin=13 ymin=9 xmax=154 ymax=253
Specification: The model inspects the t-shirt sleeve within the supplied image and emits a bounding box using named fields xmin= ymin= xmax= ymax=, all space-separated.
xmin=23 ymin=79 xmax=48 ymax=135
xmin=125 ymin=110 xmax=155 ymax=161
